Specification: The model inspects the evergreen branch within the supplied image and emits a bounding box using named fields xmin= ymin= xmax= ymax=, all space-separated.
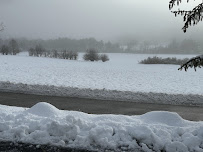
xmin=169 ymin=0 xmax=203 ymax=32
xmin=178 ymin=55 xmax=203 ymax=71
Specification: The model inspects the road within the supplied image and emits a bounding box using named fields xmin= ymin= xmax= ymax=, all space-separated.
xmin=1 ymin=91 xmax=203 ymax=121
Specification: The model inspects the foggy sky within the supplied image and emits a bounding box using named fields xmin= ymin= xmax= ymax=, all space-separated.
xmin=0 ymin=0 xmax=203 ymax=42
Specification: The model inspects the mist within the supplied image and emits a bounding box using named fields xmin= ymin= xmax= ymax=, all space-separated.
xmin=0 ymin=0 xmax=203 ymax=43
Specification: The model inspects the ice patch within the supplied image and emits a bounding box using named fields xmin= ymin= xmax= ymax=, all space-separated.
xmin=25 ymin=102 xmax=60 ymax=117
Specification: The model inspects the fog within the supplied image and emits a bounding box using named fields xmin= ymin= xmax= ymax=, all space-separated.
xmin=0 ymin=0 xmax=203 ymax=42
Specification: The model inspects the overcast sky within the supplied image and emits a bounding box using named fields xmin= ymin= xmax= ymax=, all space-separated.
xmin=0 ymin=0 xmax=202 ymax=42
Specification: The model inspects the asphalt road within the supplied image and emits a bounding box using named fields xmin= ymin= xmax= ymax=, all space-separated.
xmin=1 ymin=91 xmax=203 ymax=121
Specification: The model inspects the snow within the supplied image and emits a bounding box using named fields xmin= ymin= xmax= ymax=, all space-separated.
xmin=0 ymin=53 xmax=203 ymax=106
xmin=0 ymin=53 xmax=203 ymax=151
xmin=0 ymin=102 xmax=203 ymax=151
xmin=25 ymin=102 xmax=61 ymax=117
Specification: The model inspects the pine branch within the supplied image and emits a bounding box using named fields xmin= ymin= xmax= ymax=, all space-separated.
xmin=178 ymin=55 xmax=203 ymax=71
xmin=169 ymin=0 xmax=203 ymax=32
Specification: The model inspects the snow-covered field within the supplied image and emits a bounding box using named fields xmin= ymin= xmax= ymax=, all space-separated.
xmin=0 ymin=53 xmax=203 ymax=105
xmin=0 ymin=53 xmax=202 ymax=95
xmin=1 ymin=102 xmax=203 ymax=152
xmin=1 ymin=53 xmax=203 ymax=151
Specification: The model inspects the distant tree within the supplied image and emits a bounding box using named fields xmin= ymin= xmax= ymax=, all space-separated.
xmin=28 ymin=48 xmax=35 ymax=56
xmin=43 ymin=50 xmax=50 ymax=57
xmin=61 ymin=50 xmax=77 ymax=60
xmin=52 ymin=49 xmax=58 ymax=58
xmin=35 ymin=44 xmax=45 ymax=57
xmin=1 ymin=45 xmax=9 ymax=55
xmin=83 ymin=49 xmax=99 ymax=61
xmin=9 ymin=39 xmax=20 ymax=55
xmin=169 ymin=0 xmax=203 ymax=71
xmin=0 ymin=23 xmax=4 ymax=32
xmin=73 ymin=52 xmax=78 ymax=60
xmin=61 ymin=50 xmax=68 ymax=59
xmin=68 ymin=51 xmax=74 ymax=60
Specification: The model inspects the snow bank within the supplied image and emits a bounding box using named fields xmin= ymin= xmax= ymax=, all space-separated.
xmin=1 ymin=81 xmax=203 ymax=106
xmin=0 ymin=102 xmax=203 ymax=152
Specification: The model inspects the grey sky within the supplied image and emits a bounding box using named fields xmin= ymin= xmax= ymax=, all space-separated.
xmin=0 ymin=0 xmax=202 ymax=42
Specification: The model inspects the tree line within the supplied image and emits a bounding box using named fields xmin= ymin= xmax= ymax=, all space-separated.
xmin=0 ymin=38 xmax=110 ymax=62
xmin=0 ymin=37 xmax=202 ymax=54
xmin=124 ymin=39 xmax=201 ymax=54
xmin=0 ymin=37 xmax=123 ymax=53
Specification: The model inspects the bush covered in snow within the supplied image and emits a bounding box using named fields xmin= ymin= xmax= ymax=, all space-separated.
xmin=83 ymin=49 xmax=99 ymax=62
xmin=83 ymin=49 xmax=109 ymax=62
xmin=100 ymin=54 xmax=109 ymax=62
xmin=139 ymin=56 xmax=189 ymax=65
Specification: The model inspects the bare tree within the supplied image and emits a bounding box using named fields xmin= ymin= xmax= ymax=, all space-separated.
xmin=9 ymin=39 xmax=20 ymax=55
xmin=28 ymin=48 xmax=35 ymax=56
xmin=35 ymin=44 xmax=45 ymax=57
xmin=169 ymin=0 xmax=203 ymax=71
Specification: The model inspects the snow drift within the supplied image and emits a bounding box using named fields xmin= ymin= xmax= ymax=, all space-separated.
xmin=0 ymin=102 xmax=203 ymax=152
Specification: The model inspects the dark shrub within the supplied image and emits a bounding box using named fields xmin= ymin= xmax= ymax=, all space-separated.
xmin=100 ymin=54 xmax=109 ymax=62
xmin=139 ymin=56 xmax=189 ymax=65
xmin=83 ymin=49 xmax=99 ymax=61
xmin=1 ymin=45 xmax=9 ymax=55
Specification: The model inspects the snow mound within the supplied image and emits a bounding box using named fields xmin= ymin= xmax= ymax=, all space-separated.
xmin=139 ymin=111 xmax=186 ymax=127
xmin=25 ymin=102 xmax=60 ymax=117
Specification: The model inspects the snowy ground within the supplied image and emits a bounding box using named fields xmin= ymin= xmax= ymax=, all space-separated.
xmin=1 ymin=53 xmax=203 ymax=151
xmin=1 ymin=102 xmax=203 ymax=152
xmin=0 ymin=53 xmax=203 ymax=105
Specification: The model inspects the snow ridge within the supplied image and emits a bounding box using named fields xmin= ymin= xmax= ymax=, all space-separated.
xmin=0 ymin=81 xmax=203 ymax=106
xmin=0 ymin=102 xmax=203 ymax=152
